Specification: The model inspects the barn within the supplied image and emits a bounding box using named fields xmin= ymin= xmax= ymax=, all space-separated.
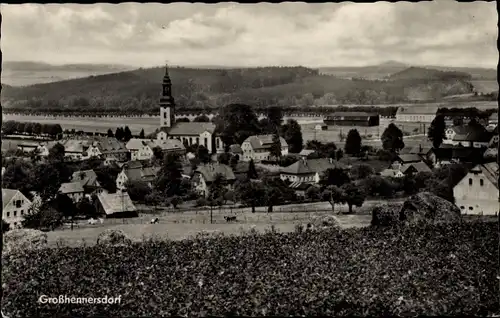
xmin=323 ymin=112 xmax=379 ymax=127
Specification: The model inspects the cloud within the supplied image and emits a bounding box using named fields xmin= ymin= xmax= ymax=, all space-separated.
xmin=1 ymin=2 xmax=497 ymax=68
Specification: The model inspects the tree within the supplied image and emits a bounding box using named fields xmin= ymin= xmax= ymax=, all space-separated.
xmin=381 ymin=123 xmax=405 ymax=153
xmin=345 ymin=129 xmax=362 ymax=155
xmin=262 ymin=177 xmax=294 ymax=212
xmin=341 ymin=182 xmax=366 ymax=214
xmin=145 ymin=190 xmax=164 ymax=210
xmin=176 ymin=117 xmax=190 ymax=123
xmin=269 ymin=133 xmax=282 ymax=160
xmin=321 ymin=168 xmax=350 ymax=187
xmin=322 ymin=185 xmax=345 ymax=213
xmin=280 ymin=119 xmax=303 ymax=153
xmin=154 ymin=153 xmax=183 ymax=197
xmin=266 ymin=106 xmax=283 ymax=130
xmin=107 ymin=129 xmax=114 ymax=137
xmin=216 ymin=104 xmax=261 ymax=146
xmin=52 ymin=193 xmax=76 ymax=219
xmin=247 ymin=159 xmax=258 ymax=179
xmin=335 ymin=149 xmax=344 ymax=161
xmin=229 ymin=154 xmax=239 ymax=169
xmin=23 ymin=204 xmax=64 ymax=231
xmin=305 ymin=186 xmax=321 ymax=201
xmin=428 ymin=114 xmax=446 ymax=148
xmin=48 ymin=143 xmax=65 ymax=162
xmin=123 ymin=126 xmax=133 ymax=142
xmin=217 ymin=152 xmax=231 ymax=165
xmin=115 ymin=127 xmax=124 ymax=141
xmin=139 ymin=129 xmax=145 ymax=139
xmin=2 ymin=219 xmax=10 ymax=232
xmin=350 ymin=164 xmax=374 ymax=180
xmin=197 ymin=145 xmax=211 ymax=164
xmin=235 ymin=180 xmax=264 ymax=213
xmin=193 ymin=115 xmax=210 ymax=122
xmin=124 ymin=180 xmax=152 ymax=202
xmin=2 ymin=160 xmax=34 ymax=195
xmin=77 ymin=197 xmax=98 ymax=218
xmin=168 ymin=195 xmax=183 ymax=209
xmin=152 ymin=146 xmax=164 ymax=162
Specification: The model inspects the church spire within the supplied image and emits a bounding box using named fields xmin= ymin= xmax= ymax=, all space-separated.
xmin=159 ymin=61 xmax=175 ymax=128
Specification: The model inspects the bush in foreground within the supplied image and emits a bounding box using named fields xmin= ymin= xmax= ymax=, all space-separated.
xmin=2 ymin=222 xmax=498 ymax=317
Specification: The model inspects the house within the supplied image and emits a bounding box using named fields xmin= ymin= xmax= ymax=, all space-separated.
xmin=62 ymin=139 xmax=91 ymax=161
xmin=126 ymin=139 xmax=156 ymax=161
xmin=395 ymin=105 xmax=439 ymax=123
xmin=156 ymin=65 xmax=224 ymax=154
xmin=116 ymin=162 xmax=160 ymax=191
xmin=70 ymin=170 xmax=103 ymax=195
xmin=154 ymin=138 xmax=186 ymax=156
xmin=280 ymin=158 xmax=346 ymax=184
xmin=2 ymin=189 xmax=32 ymax=229
xmin=18 ymin=141 xmax=45 ymax=154
xmin=393 ymin=154 xmax=423 ymax=165
xmin=87 ymin=137 xmax=128 ymax=162
xmin=433 ymin=144 xmax=487 ymax=166
xmin=453 ymin=162 xmax=499 ymax=216
xmin=443 ymin=124 xmax=491 ymax=148
xmin=323 ymin=112 xmax=379 ymax=126
xmin=379 ymin=169 xmax=405 ymax=178
xmin=192 ymin=163 xmax=236 ymax=197
xmin=299 ymin=149 xmax=316 ymax=159
xmin=489 ymin=126 xmax=498 ymax=146
xmin=288 ymin=181 xmax=314 ymax=199
xmin=96 ymin=192 xmax=138 ymax=218
xmin=59 ymin=182 xmax=85 ymax=203
xmin=399 ymin=162 xmax=433 ymax=175
xmin=241 ymin=134 xmax=289 ymax=162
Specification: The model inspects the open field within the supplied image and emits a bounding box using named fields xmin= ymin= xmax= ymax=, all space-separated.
xmin=46 ymin=199 xmax=400 ymax=247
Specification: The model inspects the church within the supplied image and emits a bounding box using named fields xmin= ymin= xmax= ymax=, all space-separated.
xmin=156 ymin=65 xmax=225 ymax=154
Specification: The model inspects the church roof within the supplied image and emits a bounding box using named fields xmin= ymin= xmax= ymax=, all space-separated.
xmin=161 ymin=122 xmax=216 ymax=136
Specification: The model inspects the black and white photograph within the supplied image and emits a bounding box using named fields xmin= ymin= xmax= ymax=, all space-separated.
xmin=1 ymin=1 xmax=499 ymax=317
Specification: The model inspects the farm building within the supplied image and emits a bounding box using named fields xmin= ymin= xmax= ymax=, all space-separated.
xmin=59 ymin=182 xmax=85 ymax=203
xmin=395 ymin=105 xmax=438 ymax=123
xmin=323 ymin=112 xmax=379 ymax=127
xmin=280 ymin=158 xmax=347 ymax=184
xmin=116 ymin=161 xmax=160 ymax=191
xmin=70 ymin=170 xmax=103 ymax=195
xmin=96 ymin=192 xmax=138 ymax=218
xmin=2 ymin=188 xmax=32 ymax=229
xmin=453 ymin=162 xmax=499 ymax=216
xmin=192 ymin=163 xmax=236 ymax=197
xmin=241 ymin=134 xmax=289 ymax=162
xmin=443 ymin=124 xmax=491 ymax=148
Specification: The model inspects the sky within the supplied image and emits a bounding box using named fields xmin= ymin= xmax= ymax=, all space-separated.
xmin=1 ymin=2 xmax=498 ymax=68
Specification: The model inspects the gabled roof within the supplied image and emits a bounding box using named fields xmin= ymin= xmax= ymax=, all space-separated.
xmin=379 ymin=169 xmax=403 ymax=177
xmin=396 ymin=105 xmax=439 ymax=115
xmin=243 ymin=134 xmax=288 ymax=151
xmin=281 ymin=158 xmax=346 ymax=175
xmin=71 ymin=170 xmax=101 ymax=188
xmin=62 ymin=139 xmax=89 ymax=153
xmin=154 ymin=138 xmax=185 ymax=151
xmin=161 ymin=122 xmax=216 ymax=136
xmin=196 ymin=163 xmax=236 ymax=182
xmin=122 ymin=161 xmax=143 ymax=170
xmin=92 ymin=137 xmax=127 ymax=153
xmin=59 ymin=182 xmax=85 ymax=194
xmin=408 ymin=142 xmax=433 ymax=155
xmin=299 ymin=149 xmax=316 ymax=156
xmin=126 ymin=138 xmax=156 ymax=150
xmin=451 ymin=124 xmax=491 ymax=142
xmin=396 ymin=154 xmax=423 ymax=163
xmin=97 ymin=192 xmax=137 ymax=215
xmin=122 ymin=164 xmax=159 ymax=183
xmin=2 ymin=189 xmax=20 ymax=209
xmin=400 ymin=162 xmax=432 ymax=174
xmin=229 ymin=144 xmax=243 ymax=154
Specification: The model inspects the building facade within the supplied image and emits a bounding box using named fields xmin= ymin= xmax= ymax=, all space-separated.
xmin=280 ymin=158 xmax=346 ymax=184
xmin=241 ymin=135 xmax=289 ymax=162
xmin=192 ymin=163 xmax=236 ymax=197
xmin=453 ymin=163 xmax=499 ymax=216
xmin=395 ymin=106 xmax=439 ymax=123
xmin=2 ymin=189 xmax=32 ymax=229
xmin=323 ymin=112 xmax=379 ymax=126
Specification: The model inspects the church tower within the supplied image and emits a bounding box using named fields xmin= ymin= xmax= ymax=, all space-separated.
xmin=159 ymin=64 xmax=176 ymax=128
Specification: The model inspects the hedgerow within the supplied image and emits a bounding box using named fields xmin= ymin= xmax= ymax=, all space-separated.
xmin=2 ymin=222 xmax=498 ymax=317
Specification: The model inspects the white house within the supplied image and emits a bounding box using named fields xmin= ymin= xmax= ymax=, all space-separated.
xmin=156 ymin=65 xmax=224 ymax=154
xmin=453 ymin=162 xmax=499 ymax=216
xmin=379 ymin=169 xmax=405 ymax=178
xmin=241 ymin=135 xmax=288 ymax=162
xmin=280 ymin=158 xmax=346 ymax=184
xmin=126 ymin=139 xmax=156 ymax=161
xmin=116 ymin=162 xmax=160 ymax=191
xmin=2 ymin=189 xmax=32 ymax=229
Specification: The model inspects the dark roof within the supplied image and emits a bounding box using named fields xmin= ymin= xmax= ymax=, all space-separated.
xmin=59 ymin=182 xmax=85 ymax=194
xmin=451 ymin=124 xmax=491 ymax=142
xmin=196 ymin=163 xmax=236 ymax=182
xmin=229 ymin=144 xmax=243 ymax=154
xmin=161 ymin=122 xmax=216 ymax=136
xmin=396 ymin=154 xmax=423 ymax=163
xmin=482 ymin=162 xmax=499 ymax=189
xmin=243 ymin=135 xmax=288 ymax=151
xmin=400 ymin=162 xmax=432 ymax=174
xmin=92 ymin=137 xmax=127 ymax=153
xmin=71 ymin=170 xmax=101 ymax=188
xmin=281 ymin=158 xmax=346 ymax=175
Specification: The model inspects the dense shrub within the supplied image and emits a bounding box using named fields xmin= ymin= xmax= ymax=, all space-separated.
xmin=2 ymin=222 xmax=498 ymax=317
xmin=96 ymin=229 xmax=132 ymax=247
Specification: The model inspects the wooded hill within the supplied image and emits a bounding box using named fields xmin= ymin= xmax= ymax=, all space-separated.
xmin=2 ymin=65 xmax=493 ymax=114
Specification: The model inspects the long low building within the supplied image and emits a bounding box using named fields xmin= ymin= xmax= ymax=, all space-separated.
xmin=395 ymin=105 xmax=439 ymax=123
xmin=324 ymin=112 xmax=379 ymax=126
